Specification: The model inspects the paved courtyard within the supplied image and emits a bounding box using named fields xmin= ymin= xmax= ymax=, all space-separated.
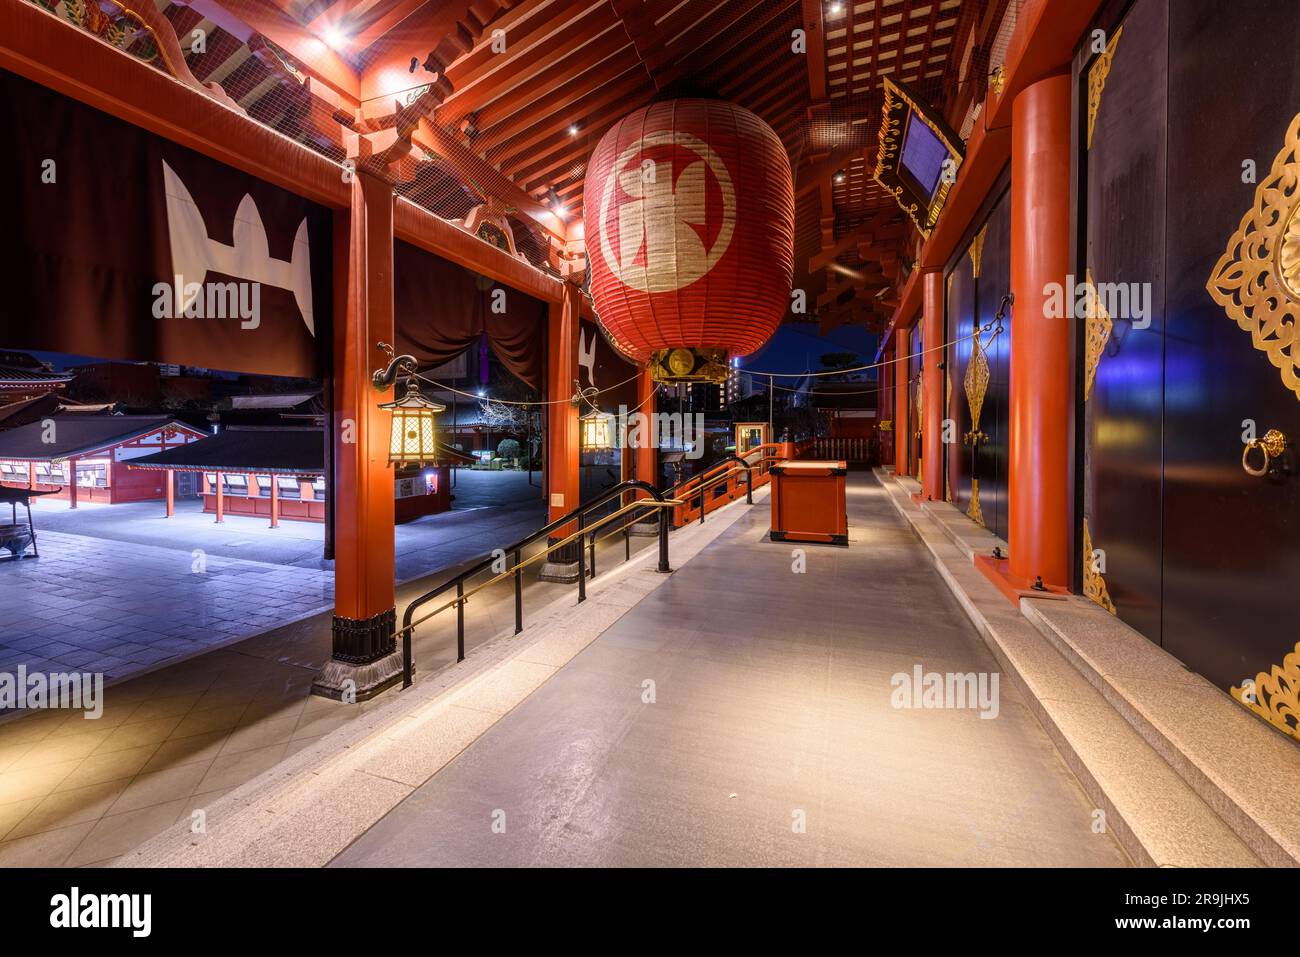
xmin=0 ymin=510 xmax=654 ymax=866
xmin=1 ymin=470 xmax=546 ymax=693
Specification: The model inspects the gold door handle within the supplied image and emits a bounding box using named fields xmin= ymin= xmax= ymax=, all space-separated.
xmin=1242 ymin=429 xmax=1287 ymax=477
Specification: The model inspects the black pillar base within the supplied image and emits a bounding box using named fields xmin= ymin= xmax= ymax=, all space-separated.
xmin=537 ymin=536 xmax=586 ymax=584
xmin=312 ymin=607 xmax=402 ymax=701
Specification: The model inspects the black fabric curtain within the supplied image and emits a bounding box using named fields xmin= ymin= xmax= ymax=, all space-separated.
xmin=0 ymin=69 xmax=329 ymax=378
xmin=393 ymin=240 xmax=546 ymax=390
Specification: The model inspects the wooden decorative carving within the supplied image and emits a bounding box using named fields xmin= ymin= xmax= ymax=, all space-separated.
xmin=1206 ymin=112 xmax=1300 ymax=402
xmin=39 ymin=0 xmax=243 ymax=111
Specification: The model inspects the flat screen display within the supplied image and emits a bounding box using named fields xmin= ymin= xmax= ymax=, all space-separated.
xmin=899 ymin=115 xmax=948 ymax=200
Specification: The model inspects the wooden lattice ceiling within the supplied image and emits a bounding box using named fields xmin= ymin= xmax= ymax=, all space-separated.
xmin=109 ymin=0 xmax=1011 ymax=333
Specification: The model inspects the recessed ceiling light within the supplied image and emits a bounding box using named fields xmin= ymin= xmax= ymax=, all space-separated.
xmin=322 ymin=28 xmax=349 ymax=50
xmin=828 ymin=2 xmax=844 ymax=17
xmin=569 ymin=124 xmax=580 ymax=137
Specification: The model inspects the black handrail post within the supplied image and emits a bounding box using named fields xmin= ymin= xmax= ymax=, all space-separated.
xmin=576 ymin=511 xmax=587 ymax=602
xmin=513 ymin=547 xmax=523 ymax=635
xmin=401 ymin=623 xmax=413 ymax=690
xmin=624 ymin=523 xmax=630 ymax=562
xmin=589 ymin=528 xmax=596 ymax=579
xmin=657 ymin=504 xmax=671 ymax=573
xmin=745 ymin=465 xmax=753 ymax=504
xmin=456 ymin=579 xmax=465 ymax=662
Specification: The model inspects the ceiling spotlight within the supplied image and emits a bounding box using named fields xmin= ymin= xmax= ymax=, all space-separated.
xmin=568 ymin=124 xmax=580 ymax=137
xmin=833 ymin=169 xmax=847 ymax=184
xmin=322 ymin=27 xmax=349 ymax=50
xmin=827 ymin=2 xmax=844 ymax=17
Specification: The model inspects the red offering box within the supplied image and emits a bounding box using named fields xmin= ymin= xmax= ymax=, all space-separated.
xmin=769 ymin=460 xmax=848 ymax=546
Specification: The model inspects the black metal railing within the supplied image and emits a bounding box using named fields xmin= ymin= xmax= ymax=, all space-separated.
xmin=398 ymin=479 xmax=677 ymax=689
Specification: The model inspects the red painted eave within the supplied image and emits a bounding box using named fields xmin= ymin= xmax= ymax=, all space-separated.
xmin=0 ymin=0 xmax=351 ymax=210
xmin=909 ymin=0 xmax=1105 ymax=280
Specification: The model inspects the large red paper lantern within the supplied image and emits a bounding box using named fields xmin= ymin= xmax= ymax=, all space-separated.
xmin=584 ymin=99 xmax=794 ymax=382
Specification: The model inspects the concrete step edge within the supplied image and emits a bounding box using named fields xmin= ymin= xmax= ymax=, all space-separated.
xmin=873 ymin=470 xmax=1260 ymax=868
xmin=1020 ymin=598 xmax=1300 ymax=868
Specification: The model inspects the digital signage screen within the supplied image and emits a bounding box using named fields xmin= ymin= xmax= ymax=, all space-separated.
xmin=900 ymin=115 xmax=948 ymax=200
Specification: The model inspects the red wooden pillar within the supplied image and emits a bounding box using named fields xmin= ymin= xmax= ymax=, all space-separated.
xmin=540 ymin=279 xmax=582 ymax=580
xmin=547 ymin=281 xmax=581 ymax=521
xmin=165 ymin=469 xmax=174 ymax=517
xmin=982 ymin=72 xmax=1074 ymax=598
xmin=883 ymin=345 xmax=894 ymax=465
xmin=27 ymin=462 xmax=35 ymax=489
xmin=893 ymin=340 xmax=908 ymax=474
xmin=68 ymin=457 xmax=77 ymax=509
xmin=214 ymin=474 xmax=223 ymax=523
xmin=634 ymin=367 xmax=657 ymax=491
xmin=921 ymin=267 xmax=945 ymax=501
xmin=269 ymin=473 xmax=279 ymax=528
xmin=314 ymin=170 xmax=401 ymax=700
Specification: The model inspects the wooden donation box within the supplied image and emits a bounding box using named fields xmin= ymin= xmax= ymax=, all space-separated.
xmin=769 ymin=461 xmax=848 ymax=546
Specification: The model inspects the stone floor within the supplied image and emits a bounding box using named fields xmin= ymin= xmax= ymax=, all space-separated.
xmin=1 ymin=473 xmax=546 ymax=690
xmin=334 ymin=476 xmax=1130 ymax=867
xmin=0 ymin=517 xmax=655 ymax=866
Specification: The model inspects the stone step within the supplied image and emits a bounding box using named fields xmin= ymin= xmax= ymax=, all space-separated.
xmin=1021 ymin=597 xmax=1300 ymax=868
xmin=919 ymin=499 xmax=1006 ymax=563
xmin=874 ymin=470 xmax=1260 ymax=867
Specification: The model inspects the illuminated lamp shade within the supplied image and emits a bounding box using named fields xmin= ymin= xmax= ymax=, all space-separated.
xmin=380 ymin=379 xmax=446 ymax=466
xmin=584 ymin=99 xmax=795 ymax=383
xmin=580 ymin=409 xmax=614 ymax=451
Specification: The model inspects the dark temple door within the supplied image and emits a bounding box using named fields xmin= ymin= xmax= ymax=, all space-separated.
xmin=975 ymin=189 xmax=1013 ymax=541
xmin=1080 ymin=0 xmax=1168 ymax=639
xmin=947 ymin=253 xmax=976 ymax=517
xmin=1161 ymin=0 xmax=1300 ymax=694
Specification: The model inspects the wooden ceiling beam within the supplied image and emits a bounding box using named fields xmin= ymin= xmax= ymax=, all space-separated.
xmin=607 ymin=0 xmax=662 ymax=87
xmin=475 ymin=63 xmax=647 ymax=158
xmin=800 ymin=0 xmax=827 ymax=100
xmin=651 ymin=0 xmax=798 ymax=92
xmin=174 ymin=0 xmax=360 ymax=101
xmin=441 ymin=8 xmax=619 ymax=121
xmin=467 ymin=41 xmax=634 ymax=143
xmin=643 ymin=0 xmax=768 ymax=76
xmin=412 ymin=117 xmax=564 ymax=237
xmin=807 ymin=210 xmax=902 ymax=272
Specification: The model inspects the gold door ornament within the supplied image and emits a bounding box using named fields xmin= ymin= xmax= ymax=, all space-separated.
xmin=1086 ymin=25 xmax=1123 ymax=150
xmin=1206 ymin=111 xmax=1300 ymax=402
xmin=1083 ymin=268 xmax=1113 ymax=401
xmin=967 ymin=478 xmax=984 ymax=527
xmin=1081 ymin=519 xmax=1117 ymax=615
xmin=1231 ymin=642 xmax=1300 ymax=743
xmin=963 ymin=300 xmax=990 ymax=525
xmin=968 ymin=224 xmax=988 ymax=279
xmin=963 ymin=321 xmax=990 ymax=446
xmin=914 ymin=372 xmax=924 ymax=481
